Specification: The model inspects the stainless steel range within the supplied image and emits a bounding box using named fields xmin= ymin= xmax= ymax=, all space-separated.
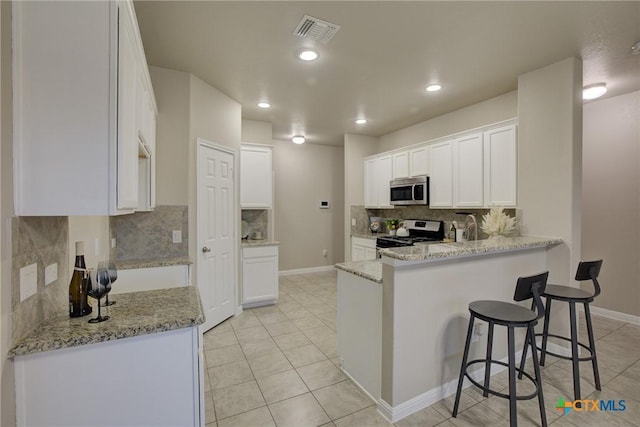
xmin=376 ymin=219 xmax=445 ymax=249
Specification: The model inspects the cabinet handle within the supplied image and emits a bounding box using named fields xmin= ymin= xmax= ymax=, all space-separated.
xmin=202 ymin=246 xmax=211 ymax=253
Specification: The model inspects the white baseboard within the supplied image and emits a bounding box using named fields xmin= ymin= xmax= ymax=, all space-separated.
xmin=376 ymin=349 xmax=528 ymax=423
xmin=279 ymin=265 xmax=336 ymax=276
xmin=581 ymin=305 xmax=640 ymax=326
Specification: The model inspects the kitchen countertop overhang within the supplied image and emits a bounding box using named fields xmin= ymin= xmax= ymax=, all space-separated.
xmin=9 ymin=286 xmax=204 ymax=358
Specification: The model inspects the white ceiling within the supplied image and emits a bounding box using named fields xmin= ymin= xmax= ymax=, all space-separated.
xmin=134 ymin=1 xmax=640 ymax=146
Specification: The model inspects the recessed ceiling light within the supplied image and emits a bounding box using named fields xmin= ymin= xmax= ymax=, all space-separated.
xmin=298 ymin=49 xmax=319 ymax=61
xmin=426 ymin=84 xmax=442 ymax=92
xmin=355 ymin=119 xmax=367 ymax=125
xmin=292 ymin=135 xmax=306 ymax=144
xmin=258 ymin=102 xmax=271 ymax=109
xmin=583 ymin=83 xmax=607 ymax=100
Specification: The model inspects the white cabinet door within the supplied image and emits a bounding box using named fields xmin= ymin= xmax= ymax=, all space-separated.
xmin=242 ymin=246 xmax=279 ymax=307
xmin=484 ymin=125 xmax=517 ymax=207
xmin=364 ymin=247 xmax=378 ymax=260
xmin=351 ymin=237 xmax=377 ymax=261
xmin=377 ymin=155 xmax=393 ymax=208
xmin=409 ymin=146 xmax=430 ymax=177
xmin=454 ymin=133 xmax=484 ymax=207
xmin=240 ymin=145 xmax=273 ymax=209
xmin=364 ymin=158 xmax=378 ymax=208
xmin=392 ymin=152 xmax=409 ymax=179
xmin=352 ymin=245 xmax=365 ymax=262
xmin=429 ymin=141 xmax=454 ymax=207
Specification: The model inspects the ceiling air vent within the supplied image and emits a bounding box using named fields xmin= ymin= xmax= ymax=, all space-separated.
xmin=293 ymin=15 xmax=340 ymax=44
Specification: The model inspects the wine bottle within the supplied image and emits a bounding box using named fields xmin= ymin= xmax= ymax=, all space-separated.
xmin=69 ymin=241 xmax=92 ymax=317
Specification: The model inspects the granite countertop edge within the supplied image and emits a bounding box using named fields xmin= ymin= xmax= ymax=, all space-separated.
xmin=335 ymin=260 xmax=383 ymax=283
xmin=350 ymin=232 xmax=389 ymax=240
xmin=241 ymin=240 xmax=280 ymax=247
xmin=379 ymin=235 xmax=563 ymax=262
xmin=8 ymin=286 xmax=205 ymax=358
xmin=116 ymin=257 xmax=193 ymax=270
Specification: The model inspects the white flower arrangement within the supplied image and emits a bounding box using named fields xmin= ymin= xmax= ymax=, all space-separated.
xmin=481 ymin=207 xmax=517 ymax=238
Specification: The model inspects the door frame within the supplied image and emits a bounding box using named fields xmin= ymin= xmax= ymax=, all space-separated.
xmin=195 ymin=139 xmax=241 ymax=331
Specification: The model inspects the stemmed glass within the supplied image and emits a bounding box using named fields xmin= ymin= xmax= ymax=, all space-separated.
xmin=101 ymin=260 xmax=117 ymax=307
xmin=88 ymin=262 xmax=111 ymax=323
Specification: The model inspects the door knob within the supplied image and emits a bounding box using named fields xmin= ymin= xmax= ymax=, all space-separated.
xmin=202 ymin=246 xmax=211 ymax=253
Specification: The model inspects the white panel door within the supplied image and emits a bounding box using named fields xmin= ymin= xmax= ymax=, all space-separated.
xmin=454 ymin=133 xmax=484 ymax=207
xmin=392 ymin=152 xmax=409 ymax=179
xmin=198 ymin=143 xmax=236 ymax=332
xmin=409 ymin=146 xmax=429 ymax=177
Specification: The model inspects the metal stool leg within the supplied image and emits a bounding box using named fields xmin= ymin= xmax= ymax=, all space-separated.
xmin=539 ymin=298 xmax=552 ymax=366
xmin=584 ymin=302 xmax=601 ymax=391
xmin=518 ymin=301 xmax=536 ymax=379
xmin=483 ymin=321 xmax=494 ymax=397
xmin=453 ymin=315 xmax=476 ymax=417
xmin=528 ymin=325 xmax=547 ymax=427
xmin=569 ymin=301 xmax=581 ymax=402
xmin=507 ymin=326 xmax=517 ymax=427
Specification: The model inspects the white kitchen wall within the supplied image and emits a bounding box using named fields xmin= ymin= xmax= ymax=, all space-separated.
xmin=378 ymin=91 xmax=518 ymax=152
xmin=272 ymin=139 xmax=345 ymax=271
xmin=582 ymin=91 xmax=640 ymax=317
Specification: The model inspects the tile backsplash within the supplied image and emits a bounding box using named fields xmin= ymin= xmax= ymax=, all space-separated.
xmin=241 ymin=209 xmax=268 ymax=239
xmin=350 ymin=205 xmax=517 ymax=239
xmin=110 ymin=205 xmax=188 ymax=261
xmin=11 ymin=216 xmax=69 ymax=343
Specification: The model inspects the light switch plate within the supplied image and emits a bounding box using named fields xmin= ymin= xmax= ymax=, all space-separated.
xmin=351 ymin=218 xmax=356 ymax=226
xmin=172 ymin=230 xmax=182 ymax=244
xmin=111 ymin=238 xmax=116 ymax=248
xmin=45 ymin=263 xmax=58 ymax=286
xmin=20 ymin=263 xmax=38 ymax=302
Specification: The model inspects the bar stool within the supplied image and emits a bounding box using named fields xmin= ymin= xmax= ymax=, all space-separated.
xmin=452 ymin=272 xmax=549 ymax=427
xmin=519 ymin=260 xmax=603 ymax=403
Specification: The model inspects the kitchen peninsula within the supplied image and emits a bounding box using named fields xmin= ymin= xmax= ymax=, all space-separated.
xmin=9 ymin=286 xmax=205 ymax=426
xmin=336 ymin=235 xmax=562 ymax=422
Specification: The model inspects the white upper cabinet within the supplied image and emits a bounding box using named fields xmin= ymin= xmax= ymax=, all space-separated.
xmin=453 ymin=133 xmax=484 ymax=207
xmin=484 ymin=125 xmax=517 ymax=207
xmin=364 ymin=155 xmax=393 ymax=209
xmin=409 ymin=146 xmax=430 ymax=177
xmin=429 ymin=141 xmax=454 ymax=207
xmin=392 ymin=152 xmax=409 ymax=179
xmin=13 ymin=0 xmax=156 ymax=215
xmin=240 ymin=144 xmax=273 ymax=209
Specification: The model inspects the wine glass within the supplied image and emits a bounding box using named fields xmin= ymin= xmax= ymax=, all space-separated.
xmin=101 ymin=260 xmax=117 ymax=307
xmin=88 ymin=263 xmax=111 ymax=323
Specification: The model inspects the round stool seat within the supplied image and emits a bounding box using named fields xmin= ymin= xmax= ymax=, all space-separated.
xmin=470 ymin=300 xmax=537 ymax=325
xmin=544 ymin=284 xmax=593 ymax=302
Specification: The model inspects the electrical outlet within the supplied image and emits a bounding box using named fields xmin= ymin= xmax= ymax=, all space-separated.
xmin=20 ymin=263 xmax=38 ymax=302
xmin=94 ymin=238 xmax=101 ymax=257
xmin=322 ymin=249 xmax=328 ymax=257
xmin=45 ymin=263 xmax=58 ymax=286
xmin=172 ymin=230 xmax=182 ymax=244
xmin=111 ymin=238 xmax=116 ymax=248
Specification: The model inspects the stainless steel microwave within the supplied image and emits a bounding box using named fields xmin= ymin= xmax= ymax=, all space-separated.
xmin=390 ymin=175 xmax=429 ymax=206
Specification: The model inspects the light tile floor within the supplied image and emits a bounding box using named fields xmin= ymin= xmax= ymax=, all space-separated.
xmin=203 ymin=270 xmax=640 ymax=426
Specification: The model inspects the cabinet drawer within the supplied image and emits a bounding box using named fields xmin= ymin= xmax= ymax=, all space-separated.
xmin=243 ymin=245 xmax=278 ymax=259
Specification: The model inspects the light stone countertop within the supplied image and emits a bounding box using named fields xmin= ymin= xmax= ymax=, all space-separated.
xmin=9 ymin=286 xmax=204 ymax=358
xmin=115 ymin=257 xmax=192 ymax=270
xmin=335 ymin=260 xmax=382 ymax=283
xmin=241 ymin=239 xmax=280 ymax=247
xmin=350 ymin=232 xmax=390 ymax=240
xmin=379 ymin=235 xmax=563 ymax=262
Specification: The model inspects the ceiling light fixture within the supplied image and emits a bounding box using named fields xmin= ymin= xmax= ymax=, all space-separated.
xmin=426 ymin=84 xmax=442 ymax=92
xmin=355 ymin=119 xmax=367 ymax=125
xmin=583 ymin=83 xmax=607 ymax=100
xmin=292 ymin=135 xmax=306 ymax=144
xmin=258 ymin=102 xmax=271 ymax=109
xmin=298 ymin=49 xmax=319 ymax=61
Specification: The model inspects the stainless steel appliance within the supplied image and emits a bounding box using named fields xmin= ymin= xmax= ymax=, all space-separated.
xmin=390 ymin=175 xmax=429 ymax=206
xmin=376 ymin=219 xmax=445 ymax=250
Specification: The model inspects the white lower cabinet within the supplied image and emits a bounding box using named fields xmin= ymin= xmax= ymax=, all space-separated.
xmin=351 ymin=237 xmax=377 ymax=261
xmin=14 ymin=327 xmax=202 ymax=426
xmin=242 ymin=245 xmax=279 ymax=307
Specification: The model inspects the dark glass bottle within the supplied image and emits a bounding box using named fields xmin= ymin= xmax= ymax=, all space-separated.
xmin=69 ymin=241 xmax=92 ymax=317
